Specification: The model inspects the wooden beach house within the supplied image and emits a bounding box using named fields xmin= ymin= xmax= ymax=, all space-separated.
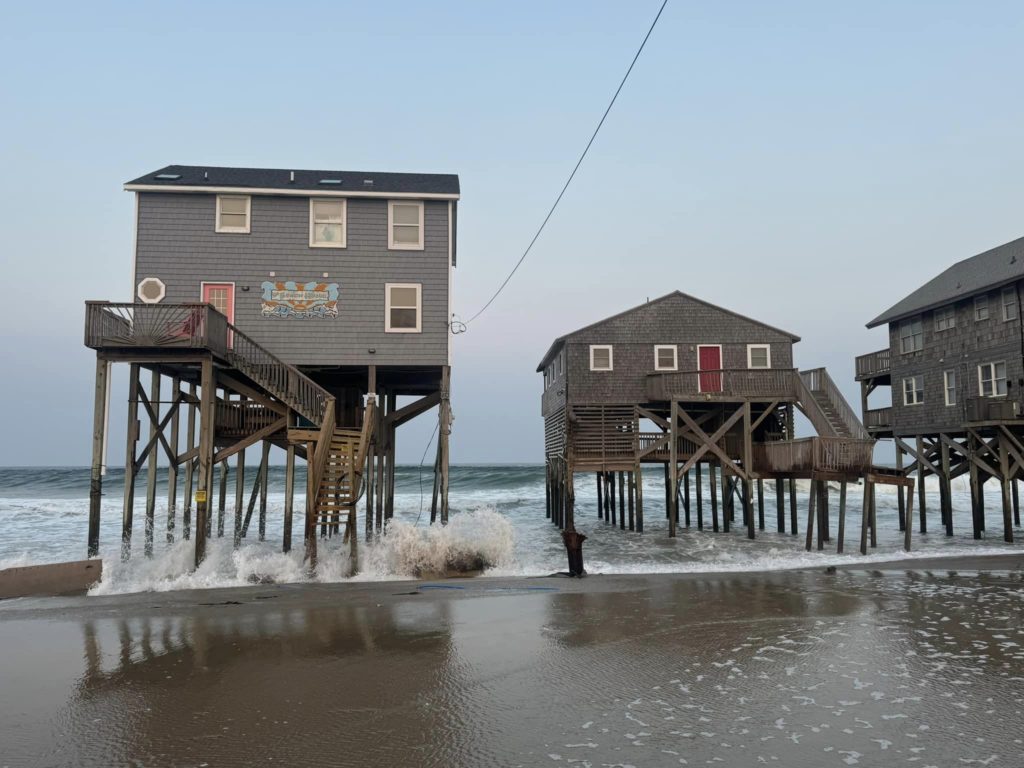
xmin=538 ymin=291 xmax=881 ymax=549
xmin=85 ymin=164 xmax=459 ymax=568
xmin=856 ymin=235 xmax=1024 ymax=543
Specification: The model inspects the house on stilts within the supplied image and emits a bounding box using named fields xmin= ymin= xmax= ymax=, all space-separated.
xmin=538 ymin=291 xmax=903 ymax=553
xmin=857 ymin=235 xmax=1024 ymax=543
xmin=85 ymin=164 xmax=458 ymax=570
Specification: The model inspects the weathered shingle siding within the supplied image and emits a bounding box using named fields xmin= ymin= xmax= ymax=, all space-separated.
xmin=540 ymin=346 xmax=567 ymax=417
xmin=553 ymin=294 xmax=794 ymax=405
xmin=134 ymin=192 xmax=450 ymax=367
xmin=888 ymin=284 xmax=1023 ymax=434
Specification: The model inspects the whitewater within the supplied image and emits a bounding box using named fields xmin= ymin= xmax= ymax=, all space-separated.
xmin=0 ymin=465 xmax=1019 ymax=595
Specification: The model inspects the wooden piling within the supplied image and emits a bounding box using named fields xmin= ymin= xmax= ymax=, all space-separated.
xmin=595 ymin=472 xmax=602 ymax=519
xmin=167 ymin=376 xmax=180 ymax=544
xmin=895 ymin=443 xmax=906 ymax=532
xmin=859 ymin=480 xmax=871 ymax=555
xmin=233 ymin=447 xmax=245 ymax=547
xmin=710 ymin=464 xmax=719 ymax=533
xmin=745 ymin=477 xmax=755 ymax=540
xmin=998 ymin=437 xmax=1014 ymax=543
xmin=836 ymin=480 xmax=847 ymax=554
xmin=904 ymin=481 xmax=914 ymax=552
xmin=668 ymin=401 xmax=678 ymax=538
xmin=775 ymin=478 xmax=784 ymax=533
xmin=916 ymin=436 xmax=927 ymax=534
xmin=757 ymin=478 xmax=765 ymax=531
xmin=121 ymin=363 xmax=140 ymax=560
xmin=217 ymin=459 xmax=228 ymax=538
xmin=283 ymin=414 xmax=295 ymax=553
xmin=627 ymin=471 xmax=635 ymax=531
xmin=87 ymin=357 xmax=108 ymax=558
xmin=144 ymin=370 xmax=160 ymax=558
xmin=940 ymin=437 xmax=953 ymax=536
xmin=618 ymin=471 xmax=626 ymax=530
xmin=789 ymin=478 xmax=797 ymax=535
xmin=635 ymin=463 xmax=644 ymax=533
xmin=258 ymin=440 xmax=270 ymax=541
xmin=182 ymin=383 xmax=197 ymax=541
xmin=695 ymin=462 xmax=703 ymax=530
xmin=193 ymin=358 xmax=215 ymax=568
xmin=805 ymin=479 xmax=817 ymax=552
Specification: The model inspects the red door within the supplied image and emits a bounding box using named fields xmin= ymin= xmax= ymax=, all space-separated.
xmin=698 ymin=345 xmax=722 ymax=392
xmin=202 ymin=283 xmax=235 ymax=324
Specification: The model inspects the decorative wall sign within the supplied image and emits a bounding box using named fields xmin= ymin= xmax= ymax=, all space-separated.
xmin=260 ymin=281 xmax=339 ymax=318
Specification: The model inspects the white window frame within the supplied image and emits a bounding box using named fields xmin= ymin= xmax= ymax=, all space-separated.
xmin=558 ymin=351 xmax=564 ymax=376
xmin=978 ymin=361 xmax=1007 ymax=398
xmin=308 ymin=198 xmax=347 ymax=248
xmin=902 ymin=375 xmax=924 ymax=406
xmin=590 ymin=345 xmax=613 ymax=372
xmin=388 ymin=200 xmax=425 ymax=250
xmin=384 ymin=282 xmax=422 ymax=333
xmin=747 ymin=344 xmax=772 ymax=369
xmin=943 ymin=370 xmax=956 ymax=406
xmin=215 ymin=194 xmax=251 ymax=234
xmin=1002 ymin=286 xmax=1019 ymax=321
xmin=899 ymin=317 xmax=923 ymax=354
xmin=654 ymin=344 xmax=678 ymax=371
xmin=974 ymin=295 xmax=990 ymax=321
xmin=934 ymin=305 xmax=956 ymax=332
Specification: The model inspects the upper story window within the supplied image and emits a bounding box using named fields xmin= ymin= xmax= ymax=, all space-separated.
xmin=590 ymin=345 xmax=613 ymax=371
xmin=902 ymin=375 xmax=924 ymax=406
xmin=558 ymin=351 xmax=564 ymax=376
xmin=898 ymin=318 xmax=923 ymax=354
xmin=747 ymin=344 xmax=771 ymax=369
xmin=215 ymin=195 xmax=251 ymax=233
xmin=944 ymin=370 xmax=956 ymax=406
xmin=1002 ymin=287 xmax=1019 ymax=321
xmin=974 ymin=295 xmax=989 ymax=321
xmin=654 ymin=345 xmax=678 ymax=371
xmin=388 ymin=201 xmax=424 ymax=250
xmin=384 ymin=283 xmax=421 ymax=333
xmin=309 ymin=199 xmax=347 ymax=247
xmin=934 ymin=305 xmax=956 ymax=332
xmin=978 ymin=361 xmax=1007 ymax=397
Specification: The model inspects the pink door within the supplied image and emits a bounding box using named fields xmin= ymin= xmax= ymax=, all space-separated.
xmin=698 ymin=345 xmax=722 ymax=392
xmin=202 ymin=283 xmax=235 ymax=324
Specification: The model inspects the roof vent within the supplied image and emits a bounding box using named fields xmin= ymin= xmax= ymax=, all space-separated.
xmin=154 ymin=173 xmax=181 ymax=180
xmin=319 ymin=178 xmax=342 ymax=185
xmin=289 ymin=171 xmax=295 ymax=183
xmin=363 ymin=179 xmax=374 ymax=186
xmin=204 ymin=171 xmax=209 ymax=180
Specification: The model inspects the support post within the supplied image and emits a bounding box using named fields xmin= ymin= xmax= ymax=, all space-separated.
xmin=776 ymin=478 xmax=785 ymax=533
xmin=757 ymin=478 xmax=765 ymax=532
xmin=635 ymin=463 xmax=644 ymax=533
xmin=940 ymin=436 xmax=953 ymax=536
xmin=745 ymin=477 xmax=755 ymax=540
xmin=121 ymin=364 xmax=141 ymax=560
xmin=895 ymin=443 xmax=906 ymax=532
xmin=259 ymin=440 xmax=270 ymax=541
xmin=916 ymin=436 xmax=927 ymax=534
xmin=668 ymin=401 xmax=678 ymax=538
xmin=182 ymin=383 xmax=196 ymax=541
xmin=905 ymin=481 xmax=914 ymax=552
xmin=805 ymin=479 xmax=817 ymax=552
xmin=860 ymin=480 xmax=871 ymax=555
xmin=999 ymin=434 xmax=1014 ymax=543
xmin=595 ymin=472 xmax=602 ymax=519
xmin=695 ymin=462 xmax=703 ymax=530
xmin=217 ymin=459 xmax=228 ymax=538
xmin=627 ymin=471 xmax=635 ymax=531
xmin=683 ymin=470 xmax=691 ymax=527
xmin=836 ymin=480 xmax=847 ymax=554
xmin=439 ymin=366 xmax=452 ymax=525
xmin=618 ymin=471 xmax=626 ymax=530
xmin=789 ymin=478 xmax=797 ymax=535
xmin=283 ymin=413 xmax=295 ymax=552
xmin=144 ymin=370 xmax=160 ymax=557
xmin=194 ymin=358 xmax=215 ymax=568
xmin=710 ymin=464 xmax=719 ymax=532
xmin=167 ymin=376 xmax=180 ymax=544
xmin=87 ymin=357 xmax=108 ymax=558
xmin=234 ymin=445 xmax=245 ymax=547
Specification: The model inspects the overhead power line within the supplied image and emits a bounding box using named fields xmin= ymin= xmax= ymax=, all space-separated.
xmin=465 ymin=0 xmax=669 ymax=324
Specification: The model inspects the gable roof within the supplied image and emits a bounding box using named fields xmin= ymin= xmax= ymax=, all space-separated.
xmin=535 ymin=290 xmax=800 ymax=371
xmin=125 ymin=164 xmax=460 ymax=198
xmin=868 ymin=235 xmax=1024 ymax=328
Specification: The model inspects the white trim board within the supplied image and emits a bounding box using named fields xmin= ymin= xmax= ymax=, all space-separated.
xmin=125 ymin=183 xmax=459 ymax=200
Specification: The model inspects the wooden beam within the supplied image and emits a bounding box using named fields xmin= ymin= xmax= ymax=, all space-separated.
xmin=384 ymin=391 xmax=441 ymax=429
xmin=213 ymin=417 xmax=287 ymax=464
xmin=216 ymin=371 xmax=288 ymax=415
xmin=87 ymin=357 xmax=108 ymax=558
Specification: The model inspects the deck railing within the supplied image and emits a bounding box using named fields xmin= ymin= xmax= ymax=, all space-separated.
xmin=753 ymin=437 xmax=875 ymax=475
xmin=645 ymin=368 xmax=798 ymax=402
xmin=215 ymin=401 xmax=281 ymax=434
xmin=855 ymin=348 xmax=891 ymax=379
xmin=965 ymin=396 xmax=1022 ymax=423
xmin=864 ymin=407 xmax=892 ymax=429
xmin=84 ymin=302 xmax=331 ymax=426
xmin=799 ymin=367 xmax=871 ymax=440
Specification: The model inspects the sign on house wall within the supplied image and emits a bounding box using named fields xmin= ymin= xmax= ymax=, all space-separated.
xmin=260 ymin=281 xmax=339 ymax=318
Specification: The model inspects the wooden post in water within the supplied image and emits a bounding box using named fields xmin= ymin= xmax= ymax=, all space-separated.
xmin=618 ymin=471 xmax=626 ymax=530
xmin=805 ymin=479 xmax=817 ymax=552
xmin=610 ymin=471 xmax=617 ymax=526
xmin=595 ymin=472 xmax=602 ymax=519
xmin=695 ymin=462 xmax=703 ymax=530
xmin=916 ymin=436 xmax=927 ymax=534
xmin=663 ymin=464 xmax=671 ymax=520
xmin=722 ymin=473 xmax=732 ymax=534
xmin=217 ymin=459 xmax=228 ymax=538
xmin=439 ymin=366 xmax=452 ymax=525
xmin=87 ymin=357 xmax=108 ymax=558
xmin=904 ymin=481 xmax=914 ymax=552
xmin=820 ymin=481 xmax=830 ymax=544
xmin=635 ymin=463 xmax=644 ymax=533
xmin=283 ymin=413 xmax=295 ymax=553
xmin=668 ymin=401 xmax=678 ymax=538
xmin=167 ymin=377 xmax=180 ymax=544
xmin=757 ymin=478 xmax=765 ymax=531
xmin=869 ymin=482 xmax=878 ymax=548
xmin=710 ymin=464 xmax=719 ymax=532
xmin=940 ymin=437 xmax=953 ymax=536
xmin=860 ymin=480 xmax=871 ymax=555
xmin=836 ymin=480 xmax=847 ymax=553
xmin=789 ymin=478 xmax=797 ymax=535
xmin=683 ymin=470 xmax=691 ymax=527
xmin=775 ymin=478 xmax=785 ymax=533
xmin=193 ymin=358 xmax=215 ymax=568
xmin=233 ymin=446 xmax=245 ymax=547
xmin=259 ymin=440 xmax=270 ymax=541
xmin=1014 ymin=478 xmax=1021 ymax=527
xmin=144 ymin=370 xmax=160 ymax=557
xmin=998 ymin=436 xmax=1014 ymax=543
xmin=122 ymin=363 xmax=141 ymax=560
xmin=182 ymin=383 xmax=197 ymax=541
xmin=895 ymin=443 xmax=906 ymax=531
xmin=744 ymin=477 xmax=755 ymax=540
xmin=627 ymin=471 xmax=635 ymax=531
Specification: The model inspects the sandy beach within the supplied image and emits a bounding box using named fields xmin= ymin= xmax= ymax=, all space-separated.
xmin=2 ymin=553 xmax=1023 ymax=767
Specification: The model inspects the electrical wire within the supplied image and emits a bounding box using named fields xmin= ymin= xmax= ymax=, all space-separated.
xmin=465 ymin=0 xmax=669 ymax=324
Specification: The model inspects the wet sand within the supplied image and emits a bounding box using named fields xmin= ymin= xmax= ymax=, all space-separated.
xmin=2 ymin=555 xmax=1024 ymax=767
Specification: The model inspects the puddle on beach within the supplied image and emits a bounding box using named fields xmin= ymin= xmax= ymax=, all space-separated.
xmin=1 ymin=569 xmax=1023 ymax=766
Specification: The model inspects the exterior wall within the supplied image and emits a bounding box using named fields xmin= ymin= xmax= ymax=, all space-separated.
xmin=554 ymin=294 xmax=795 ymax=406
xmin=133 ymin=192 xmax=451 ymax=367
xmin=540 ymin=348 xmax=567 ymax=416
xmin=888 ymin=283 xmax=1024 ymax=434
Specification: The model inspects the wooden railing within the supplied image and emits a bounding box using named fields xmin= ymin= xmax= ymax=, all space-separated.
xmin=215 ymin=401 xmax=281 ymax=434
xmin=965 ymin=396 xmax=1022 ymax=423
xmin=84 ymin=302 xmax=332 ymax=426
xmin=855 ymin=348 xmax=891 ymax=379
xmin=864 ymin=407 xmax=892 ymax=429
xmin=753 ymin=437 xmax=875 ymax=475
xmin=799 ymin=368 xmax=871 ymax=440
xmin=645 ymin=369 xmax=798 ymax=401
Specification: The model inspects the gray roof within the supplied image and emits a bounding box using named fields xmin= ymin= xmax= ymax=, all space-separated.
xmin=125 ymin=164 xmax=460 ymax=196
xmin=868 ymin=235 xmax=1024 ymax=328
xmin=536 ymin=290 xmax=801 ymax=371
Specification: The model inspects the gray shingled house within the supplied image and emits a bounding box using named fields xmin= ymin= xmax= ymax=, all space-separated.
xmin=84 ymin=164 xmax=459 ymax=569
xmin=856 ymin=235 xmax=1024 ymax=543
xmin=539 ymin=291 xmax=877 ymax=548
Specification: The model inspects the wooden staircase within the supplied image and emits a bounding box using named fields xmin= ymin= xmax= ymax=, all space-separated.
xmin=797 ymin=368 xmax=871 ymax=440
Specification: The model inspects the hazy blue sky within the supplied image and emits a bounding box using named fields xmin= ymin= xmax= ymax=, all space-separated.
xmin=1 ymin=1 xmax=1023 ymax=465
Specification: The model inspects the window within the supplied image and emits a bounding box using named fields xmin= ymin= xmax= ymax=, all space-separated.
xmin=309 ymin=199 xmax=346 ymax=247
xmin=934 ymin=305 xmax=956 ymax=332
xmin=388 ymin=201 xmax=424 ymax=250
xmin=902 ymin=375 xmax=924 ymax=406
xmin=1002 ymin=287 xmax=1019 ymax=321
xmin=747 ymin=344 xmax=771 ymax=369
xmin=654 ymin=345 xmax=678 ymax=371
xmin=944 ymin=370 xmax=956 ymax=406
xmin=978 ymin=361 xmax=1007 ymax=397
xmin=974 ymin=295 xmax=989 ymax=321
xmin=137 ymin=277 xmax=165 ymax=304
xmin=898 ymin=318 xmax=923 ymax=354
xmin=590 ymin=345 xmax=613 ymax=371
xmin=558 ymin=351 xmax=564 ymax=376
xmin=385 ymin=283 xmax=421 ymax=332
xmin=215 ymin=195 xmax=251 ymax=233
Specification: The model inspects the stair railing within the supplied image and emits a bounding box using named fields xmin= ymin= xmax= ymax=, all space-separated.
xmin=799 ymin=368 xmax=871 ymax=440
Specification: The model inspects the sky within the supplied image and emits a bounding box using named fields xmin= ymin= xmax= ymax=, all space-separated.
xmin=1 ymin=1 xmax=1023 ymax=465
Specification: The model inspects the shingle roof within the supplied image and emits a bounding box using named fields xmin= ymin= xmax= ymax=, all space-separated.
xmin=535 ymin=290 xmax=801 ymax=371
xmin=125 ymin=164 xmax=460 ymax=197
xmin=867 ymin=235 xmax=1024 ymax=328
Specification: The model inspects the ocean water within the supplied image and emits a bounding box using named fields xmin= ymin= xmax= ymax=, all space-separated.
xmin=0 ymin=465 xmax=1019 ymax=595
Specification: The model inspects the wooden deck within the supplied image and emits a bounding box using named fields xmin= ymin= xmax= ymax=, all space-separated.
xmin=645 ymin=368 xmax=797 ymax=402
xmin=855 ymin=348 xmax=891 ymax=381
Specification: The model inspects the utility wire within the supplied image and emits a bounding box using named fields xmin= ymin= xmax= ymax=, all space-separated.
xmin=466 ymin=0 xmax=668 ymax=324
